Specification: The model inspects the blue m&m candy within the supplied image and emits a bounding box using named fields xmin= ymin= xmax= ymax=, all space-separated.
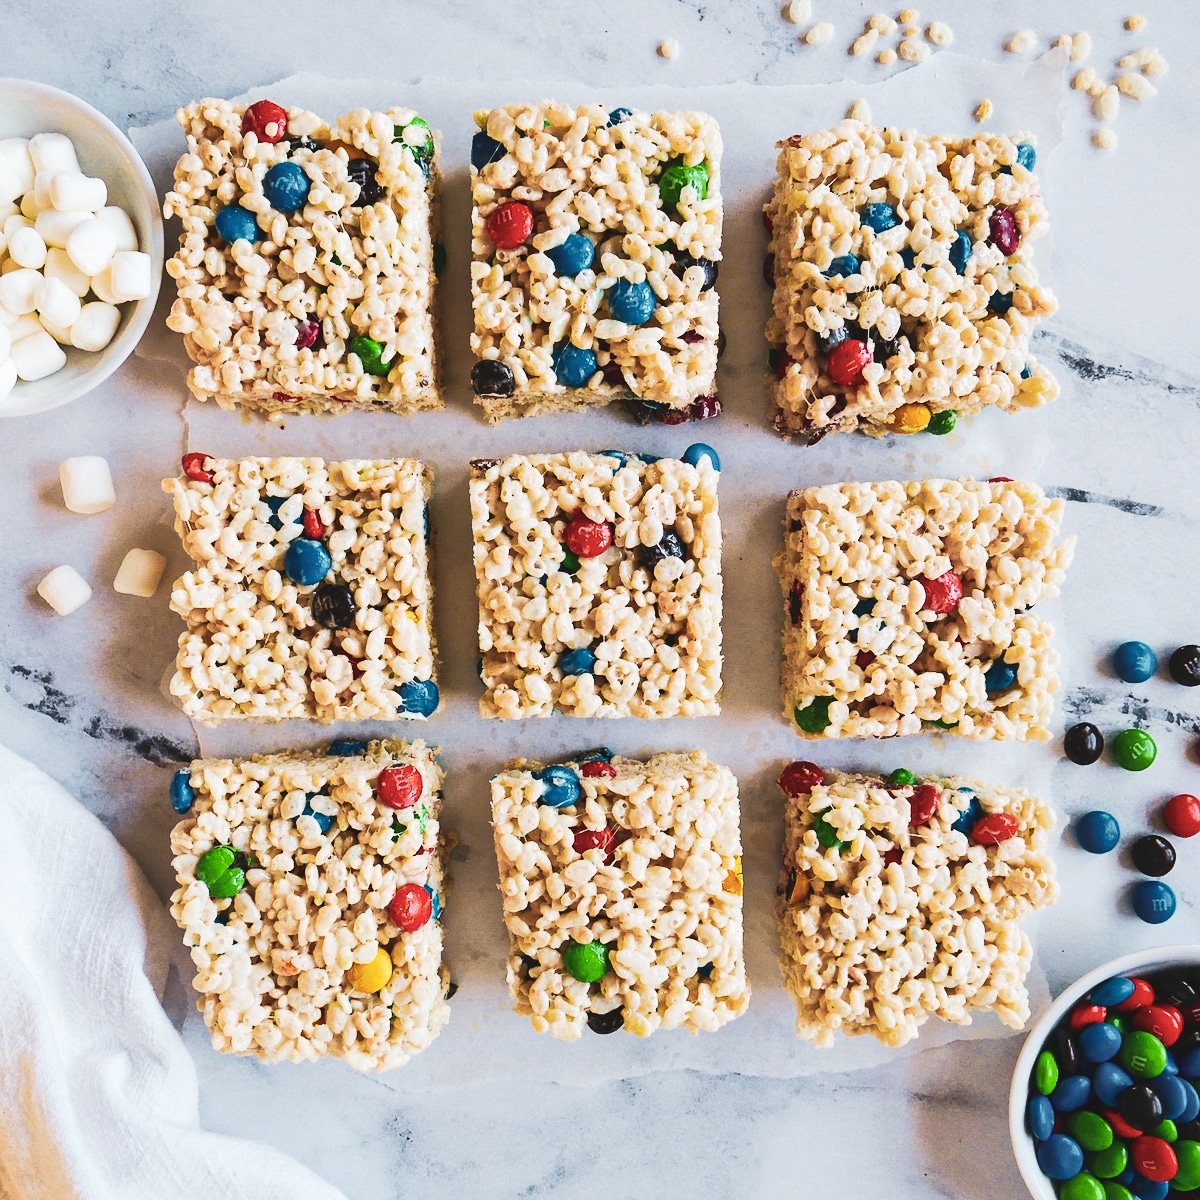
xmin=263 ymin=161 xmax=311 ymax=213
xmin=1037 ymin=1134 xmax=1085 ymax=1180
xmin=560 ymin=646 xmax=597 ymax=676
xmin=1113 ymin=641 xmax=1158 ymax=684
xmin=1077 ymin=811 xmax=1121 ymax=855
xmin=949 ymin=230 xmax=972 ymax=273
xmin=534 ymin=765 xmax=582 ymax=809
xmin=607 ymin=279 xmax=657 ymax=325
xmin=399 ymin=679 xmax=439 ymax=718
xmin=682 ymin=443 xmax=719 ymax=471
xmin=860 ymin=203 xmax=899 ymax=233
xmin=1080 ymin=1021 xmax=1124 ymax=1064
xmin=328 ymin=739 xmax=368 ymax=756
xmin=546 ymin=233 xmax=594 ymax=277
xmin=1132 ymin=881 xmax=1176 ymax=924
xmin=284 ymin=538 xmax=332 ymax=586
xmin=471 ymin=131 xmax=505 ymax=169
xmin=985 ymin=658 xmax=1018 ymax=692
xmin=553 ymin=341 xmax=598 ymax=387
xmin=170 ymin=768 xmax=194 ymax=814
xmin=214 ymin=204 xmax=261 ymax=244
xmin=1091 ymin=977 xmax=1137 ymax=1007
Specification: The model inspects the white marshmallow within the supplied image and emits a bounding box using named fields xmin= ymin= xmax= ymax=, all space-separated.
xmin=105 ymin=250 xmax=153 ymax=302
xmin=0 ymin=139 xmax=34 ymax=206
xmin=65 ymin=217 xmax=117 ymax=277
xmin=49 ymin=171 xmax=107 ymax=213
xmin=70 ymin=302 xmax=120 ymax=352
xmin=35 ymin=275 xmax=81 ymax=329
xmin=113 ymin=548 xmax=166 ymax=597
xmin=11 ymin=330 xmax=67 ymax=380
xmin=3 ymin=213 xmax=32 ymax=238
xmin=7 ymin=314 xmax=42 ymax=340
xmin=0 ymin=268 xmax=45 ymax=315
xmin=37 ymin=564 xmax=92 ymax=615
xmin=40 ymin=317 xmax=73 ymax=345
xmin=96 ymin=206 xmax=137 ymax=252
xmin=8 ymin=225 xmax=47 ymax=270
xmin=35 ymin=207 xmax=91 ymax=249
xmin=59 ymin=455 xmax=115 ymax=514
xmin=88 ymin=267 xmax=117 ymax=305
xmin=19 ymin=191 xmax=44 ymax=220
xmin=0 ymin=201 xmax=18 ymax=224
xmin=0 ymin=306 xmax=17 ymax=327
xmin=29 ymin=133 xmax=80 ymax=176
xmin=0 ymin=356 xmax=15 ymax=404
xmin=32 ymin=171 xmax=58 ymax=209
xmin=0 ymin=324 xmax=10 ymax=361
xmin=45 ymin=246 xmax=89 ymax=297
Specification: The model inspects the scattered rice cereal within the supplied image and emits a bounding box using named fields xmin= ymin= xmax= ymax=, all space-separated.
xmin=897 ymin=8 xmax=919 ymax=24
xmin=764 ymin=122 xmax=1058 ymax=442
xmin=657 ymin=39 xmax=680 ymax=59
xmin=784 ymin=0 xmax=813 ymax=25
xmin=1093 ymin=85 xmax=1121 ymax=121
xmin=164 ymin=455 xmax=438 ymax=723
xmin=974 ymin=99 xmax=995 ymax=123
xmin=848 ymin=98 xmax=872 ymax=123
xmin=1125 ymin=15 xmax=1146 ymax=32
xmin=491 ymin=749 xmax=748 ymax=1039
xmin=870 ymin=13 xmax=897 ymax=35
xmin=926 ymin=21 xmax=953 ymax=46
xmin=1072 ymin=67 xmax=1097 ymax=91
xmin=805 ymin=22 xmax=835 ymax=45
xmin=1119 ymin=47 xmax=1168 ymax=75
xmin=1117 ymin=73 xmax=1157 ymax=100
xmin=877 ymin=47 xmax=898 ymax=64
xmin=1005 ymin=30 xmax=1037 ymax=54
xmin=1070 ymin=31 xmax=1092 ymax=61
xmin=850 ymin=29 xmax=879 ymax=56
xmin=897 ymin=37 xmax=930 ymax=62
xmin=774 ymin=477 xmax=1074 ymax=741
xmin=469 ymin=449 xmax=722 ymax=719
xmin=1093 ymin=129 xmax=1118 ymax=151
xmin=469 ymin=101 xmax=722 ymax=422
xmin=169 ymin=739 xmax=450 ymax=1070
xmin=775 ymin=762 xmax=1057 ymax=1046
xmin=164 ymin=98 xmax=441 ymax=416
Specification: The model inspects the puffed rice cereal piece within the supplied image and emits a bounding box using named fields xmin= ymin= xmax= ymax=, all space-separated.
xmin=164 ymin=99 xmax=441 ymax=416
xmin=169 ymin=739 xmax=450 ymax=1070
xmin=491 ymin=749 xmax=748 ymax=1040
xmin=163 ymin=455 xmax=438 ymax=723
xmin=468 ymin=101 xmax=721 ymax=421
xmin=775 ymin=765 xmax=1057 ymax=1047
xmin=764 ymin=122 xmax=1059 ymax=441
xmin=774 ymin=477 xmax=1074 ymax=741
xmin=469 ymin=449 xmax=722 ymax=719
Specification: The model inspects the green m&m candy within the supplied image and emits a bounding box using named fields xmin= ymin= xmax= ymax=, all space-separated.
xmin=1119 ymin=1029 xmax=1167 ymax=1078
xmin=927 ymin=409 xmax=957 ymax=435
xmin=812 ymin=811 xmax=847 ymax=851
xmin=1087 ymin=1141 xmax=1127 ymax=1179
xmin=348 ymin=335 xmax=394 ymax=377
xmin=1034 ymin=1049 xmax=1059 ymax=1095
xmin=196 ymin=845 xmax=247 ymax=899
xmin=795 ymin=696 xmax=834 ymax=733
xmin=890 ymin=768 xmax=917 ymax=788
xmin=1103 ymin=1185 xmax=1135 ymax=1200
xmin=1068 ymin=1111 xmax=1113 ymax=1152
xmin=1174 ymin=1141 xmax=1200 ymax=1192
xmin=658 ymin=158 xmax=709 ymax=212
xmin=1060 ymin=1174 xmax=1104 ymax=1200
xmin=1112 ymin=728 xmax=1157 ymax=771
xmin=562 ymin=939 xmax=610 ymax=983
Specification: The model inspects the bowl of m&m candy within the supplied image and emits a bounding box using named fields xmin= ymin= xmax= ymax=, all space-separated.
xmin=1010 ymin=947 xmax=1200 ymax=1200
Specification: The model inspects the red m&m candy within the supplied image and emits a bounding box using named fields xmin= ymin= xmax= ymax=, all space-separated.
xmin=377 ymin=764 xmax=423 ymax=810
xmin=486 ymin=200 xmax=534 ymax=249
xmin=1068 ymin=1003 xmax=1107 ymax=1033
xmin=1131 ymin=1004 xmax=1184 ymax=1046
xmin=573 ymin=826 xmax=617 ymax=862
xmin=827 ymin=338 xmax=872 ymax=387
xmin=918 ymin=570 xmax=963 ymax=615
xmin=563 ymin=514 xmax=613 ymax=558
xmin=1164 ymin=793 xmax=1200 ymax=838
xmin=581 ymin=759 xmax=617 ymax=778
xmin=182 ymin=451 xmax=214 ymax=483
xmin=779 ymin=761 xmax=825 ymax=796
xmin=908 ymin=784 xmax=940 ymax=827
xmin=1130 ymin=1136 xmax=1178 ymax=1183
xmin=1115 ymin=978 xmax=1155 ymax=1012
xmin=302 ymin=507 xmax=325 ymax=539
xmin=971 ymin=812 xmax=1019 ymax=846
xmin=242 ymin=100 xmax=289 ymax=143
xmin=388 ymin=882 xmax=433 ymax=931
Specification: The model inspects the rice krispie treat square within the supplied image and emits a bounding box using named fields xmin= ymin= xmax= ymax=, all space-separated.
xmin=165 ymin=97 xmax=441 ymax=416
xmin=169 ymin=738 xmax=450 ymax=1071
xmin=775 ymin=760 xmax=1057 ymax=1047
xmin=764 ymin=121 xmax=1058 ymax=442
xmin=775 ymin=478 xmax=1074 ymax=741
xmin=469 ymin=100 xmax=722 ymax=422
xmin=470 ymin=446 xmax=722 ymax=718
xmin=165 ymin=454 xmax=439 ymax=723
xmin=491 ymin=749 xmax=749 ymax=1039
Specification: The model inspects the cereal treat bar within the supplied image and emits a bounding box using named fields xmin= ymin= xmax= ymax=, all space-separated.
xmin=169 ymin=738 xmax=450 ymax=1070
xmin=775 ymin=478 xmax=1074 ymax=741
xmin=165 ymin=97 xmax=440 ymax=416
xmin=764 ymin=121 xmax=1058 ymax=442
xmin=491 ymin=749 xmax=749 ymax=1039
xmin=469 ymin=100 xmax=722 ymax=421
xmin=165 ymin=454 xmax=439 ymax=723
xmin=470 ymin=446 xmax=722 ymax=718
xmin=775 ymin=760 xmax=1057 ymax=1047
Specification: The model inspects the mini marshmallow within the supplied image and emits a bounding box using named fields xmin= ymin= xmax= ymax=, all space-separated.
xmin=70 ymin=302 xmax=120 ymax=352
xmin=96 ymin=206 xmax=137 ymax=252
xmin=7 ymin=313 xmax=43 ymax=340
xmin=0 ymin=306 xmax=18 ymax=327
xmin=59 ymin=455 xmax=115 ymax=514
xmin=19 ymin=191 xmax=44 ymax=220
xmin=49 ymin=171 xmax=107 ymax=213
xmin=8 ymin=224 xmax=47 ymax=270
xmin=0 ymin=357 xmax=15 ymax=404
xmin=0 ymin=323 xmax=10 ymax=361
xmin=65 ymin=217 xmax=117 ymax=277
xmin=45 ymin=246 xmax=89 ymax=297
xmin=35 ymin=207 xmax=91 ymax=249
xmin=3 ymin=212 xmax=32 ymax=238
xmin=105 ymin=251 xmax=152 ymax=302
xmin=0 ymin=268 xmax=44 ymax=315
xmin=29 ymin=133 xmax=80 ymax=176
xmin=88 ymin=267 xmax=117 ymax=305
xmin=0 ymin=201 xmax=18 ymax=224
xmin=11 ymin=330 xmax=67 ymax=381
xmin=40 ymin=317 xmax=73 ymax=345
xmin=113 ymin=548 xmax=166 ymax=597
xmin=32 ymin=171 xmax=58 ymax=209
xmin=36 ymin=275 xmax=81 ymax=330
xmin=0 ymin=138 xmax=34 ymax=205
xmin=37 ymin=564 xmax=92 ymax=615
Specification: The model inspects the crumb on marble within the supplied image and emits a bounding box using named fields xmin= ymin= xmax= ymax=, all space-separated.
xmin=1117 ymin=72 xmax=1157 ymax=100
xmin=1070 ymin=31 xmax=1092 ymax=61
xmin=1119 ymin=47 xmax=1168 ymax=75
xmin=877 ymin=47 xmax=898 ymax=64
xmin=1093 ymin=85 xmax=1120 ymax=121
xmin=897 ymin=36 xmax=929 ymax=62
xmin=1093 ymin=128 xmax=1118 ymax=150
xmin=1125 ymin=14 xmax=1147 ymax=32
xmin=1072 ymin=67 xmax=1097 ymax=91
xmin=897 ymin=7 xmax=919 ymax=23
xmin=804 ymin=22 xmax=834 ymax=45
xmin=850 ymin=29 xmax=878 ymax=56
xmin=869 ymin=13 xmax=897 ymax=34
xmin=973 ymin=98 xmax=993 ymax=123
xmin=926 ymin=21 xmax=953 ymax=46
xmin=657 ymin=39 xmax=680 ymax=59
xmin=1005 ymin=29 xmax=1037 ymax=54
xmin=783 ymin=0 xmax=812 ymax=24
xmin=847 ymin=98 xmax=871 ymax=122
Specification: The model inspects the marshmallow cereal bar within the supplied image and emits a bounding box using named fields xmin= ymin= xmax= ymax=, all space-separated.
xmin=469 ymin=100 xmax=722 ymax=422
xmin=165 ymin=98 xmax=440 ymax=416
xmin=775 ymin=760 xmax=1057 ymax=1046
xmin=491 ymin=749 xmax=749 ymax=1039
xmin=169 ymin=738 xmax=450 ymax=1070
xmin=764 ymin=121 xmax=1057 ymax=441
xmin=164 ymin=454 xmax=438 ymax=723
xmin=775 ymin=478 xmax=1074 ymax=741
xmin=469 ymin=446 xmax=722 ymax=718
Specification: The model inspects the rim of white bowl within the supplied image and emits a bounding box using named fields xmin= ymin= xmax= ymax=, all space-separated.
xmin=0 ymin=77 xmax=163 ymax=417
xmin=1009 ymin=944 xmax=1200 ymax=1200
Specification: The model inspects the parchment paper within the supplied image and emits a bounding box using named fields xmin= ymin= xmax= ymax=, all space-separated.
xmin=130 ymin=50 xmax=1069 ymax=1085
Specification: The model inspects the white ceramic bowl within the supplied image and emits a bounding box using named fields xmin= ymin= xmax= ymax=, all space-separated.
xmin=0 ymin=78 xmax=163 ymax=417
xmin=1009 ymin=945 xmax=1200 ymax=1199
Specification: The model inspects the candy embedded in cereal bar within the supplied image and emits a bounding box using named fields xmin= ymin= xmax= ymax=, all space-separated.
xmin=469 ymin=101 xmax=722 ymax=422
xmin=491 ymin=749 xmax=749 ymax=1039
xmin=764 ymin=121 xmax=1058 ymax=442
xmin=775 ymin=478 xmax=1074 ymax=740
xmin=164 ymin=455 xmax=439 ymax=723
xmin=164 ymin=98 xmax=441 ymax=416
xmin=775 ymin=762 xmax=1057 ymax=1047
xmin=469 ymin=448 xmax=722 ymax=718
xmin=169 ymin=739 xmax=450 ymax=1070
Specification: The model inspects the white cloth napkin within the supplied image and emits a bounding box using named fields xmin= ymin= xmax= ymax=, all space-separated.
xmin=0 ymin=744 xmax=349 ymax=1200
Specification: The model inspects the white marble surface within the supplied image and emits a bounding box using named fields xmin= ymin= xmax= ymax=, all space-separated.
xmin=2 ymin=1 xmax=1199 ymax=1197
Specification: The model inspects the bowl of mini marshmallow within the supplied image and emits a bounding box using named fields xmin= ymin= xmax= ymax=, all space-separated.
xmin=0 ymin=78 xmax=163 ymax=417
